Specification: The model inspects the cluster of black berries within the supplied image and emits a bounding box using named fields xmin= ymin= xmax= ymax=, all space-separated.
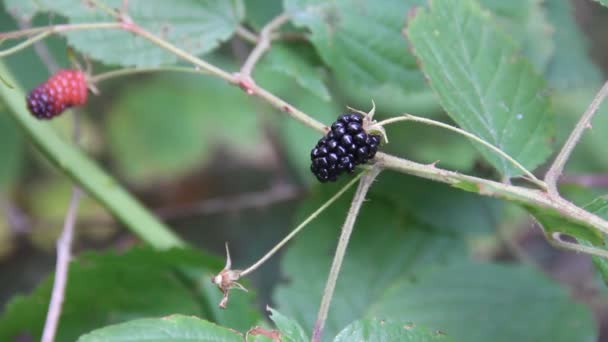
xmin=310 ymin=113 xmax=381 ymax=182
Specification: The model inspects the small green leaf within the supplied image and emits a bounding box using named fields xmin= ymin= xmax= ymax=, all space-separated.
xmin=30 ymin=0 xmax=244 ymax=66
xmin=267 ymin=308 xmax=308 ymax=342
xmin=0 ymin=247 xmax=259 ymax=341
xmin=371 ymin=262 xmax=596 ymax=342
xmin=259 ymin=44 xmax=331 ymax=102
xmin=407 ymin=0 xmax=554 ymax=178
xmin=77 ymin=315 xmax=243 ymax=342
xmin=284 ymin=0 xmax=437 ymax=113
xmin=335 ymin=319 xmax=453 ymax=342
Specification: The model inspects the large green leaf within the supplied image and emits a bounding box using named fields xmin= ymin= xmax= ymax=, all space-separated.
xmin=407 ymin=0 xmax=554 ymax=178
xmin=371 ymin=262 xmax=596 ymax=342
xmin=284 ymin=0 xmax=437 ymax=114
xmin=335 ymin=319 xmax=453 ymax=342
xmin=273 ymin=175 xmax=468 ymax=340
xmin=106 ymin=73 xmax=263 ymax=184
xmin=0 ymin=247 xmax=259 ymax=341
xmin=77 ymin=315 xmax=244 ymax=342
xmin=24 ymin=0 xmax=244 ymax=67
xmin=479 ymin=0 xmax=553 ymax=72
xmin=544 ymin=0 xmax=602 ymax=89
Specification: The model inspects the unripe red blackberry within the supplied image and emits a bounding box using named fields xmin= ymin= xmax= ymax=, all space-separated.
xmin=26 ymin=69 xmax=88 ymax=119
xmin=310 ymin=113 xmax=382 ymax=182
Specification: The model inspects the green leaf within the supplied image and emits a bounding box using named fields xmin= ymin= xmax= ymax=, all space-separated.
xmin=371 ymin=261 xmax=596 ymax=342
xmin=106 ymin=73 xmax=263 ymax=184
xmin=274 ymin=175 xmax=468 ymax=339
xmin=335 ymin=319 xmax=453 ymax=342
xmin=77 ymin=315 xmax=243 ymax=342
xmin=407 ymin=0 xmax=554 ymax=178
xmin=0 ymin=247 xmax=259 ymax=341
xmin=544 ymin=0 xmax=602 ymax=89
xmin=31 ymin=0 xmax=244 ymax=67
xmin=478 ymin=0 xmax=553 ymax=72
xmin=267 ymin=308 xmax=308 ymax=342
xmin=0 ymin=111 xmax=23 ymax=190
xmin=284 ymin=0 xmax=438 ymax=114
xmin=0 ymin=61 xmax=182 ymax=248
xmin=259 ymin=44 xmax=331 ymax=102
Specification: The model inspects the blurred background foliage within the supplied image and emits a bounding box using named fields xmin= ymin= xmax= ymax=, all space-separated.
xmin=0 ymin=0 xmax=608 ymax=341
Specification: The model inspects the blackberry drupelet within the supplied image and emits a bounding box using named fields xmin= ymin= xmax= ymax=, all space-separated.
xmin=310 ymin=113 xmax=382 ymax=182
xmin=26 ymin=69 xmax=88 ymax=119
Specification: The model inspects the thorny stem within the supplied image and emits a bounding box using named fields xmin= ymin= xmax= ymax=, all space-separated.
xmin=545 ymin=80 xmax=608 ymax=196
xmin=312 ymin=166 xmax=382 ymax=342
xmin=240 ymin=174 xmax=363 ymax=277
xmin=375 ymin=114 xmax=546 ymax=190
xmin=3 ymin=7 xmax=608 ymax=324
xmin=240 ymin=13 xmax=291 ymax=77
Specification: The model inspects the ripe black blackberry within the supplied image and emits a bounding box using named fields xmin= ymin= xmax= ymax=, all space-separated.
xmin=310 ymin=113 xmax=382 ymax=182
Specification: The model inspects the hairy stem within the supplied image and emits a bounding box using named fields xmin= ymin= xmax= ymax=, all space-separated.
xmin=3 ymin=15 xmax=608 ymax=261
xmin=240 ymin=174 xmax=363 ymax=277
xmin=312 ymin=166 xmax=382 ymax=342
xmin=545 ymin=80 xmax=608 ymax=195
